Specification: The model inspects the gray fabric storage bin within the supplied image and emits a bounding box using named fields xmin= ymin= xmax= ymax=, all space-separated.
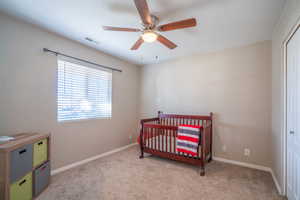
xmin=34 ymin=161 xmax=50 ymax=197
xmin=10 ymin=144 xmax=33 ymax=183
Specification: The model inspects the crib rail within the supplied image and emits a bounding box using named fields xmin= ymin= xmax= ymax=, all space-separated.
xmin=158 ymin=111 xmax=212 ymax=127
xmin=143 ymin=124 xmax=179 ymax=155
xmin=141 ymin=117 xmax=159 ymax=124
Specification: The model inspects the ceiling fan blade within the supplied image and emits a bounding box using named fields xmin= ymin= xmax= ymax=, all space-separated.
xmin=158 ymin=18 xmax=197 ymax=32
xmin=131 ymin=37 xmax=144 ymax=50
xmin=103 ymin=26 xmax=140 ymax=32
xmin=133 ymin=0 xmax=152 ymax=25
xmin=157 ymin=34 xmax=177 ymax=49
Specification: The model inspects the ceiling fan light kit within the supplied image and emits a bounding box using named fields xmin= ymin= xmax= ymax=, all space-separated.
xmin=142 ymin=31 xmax=157 ymax=43
xmin=103 ymin=0 xmax=197 ymax=50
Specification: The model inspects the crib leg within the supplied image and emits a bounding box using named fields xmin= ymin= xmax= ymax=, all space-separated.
xmin=200 ymin=165 xmax=205 ymax=176
xmin=208 ymin=154 xmax=212 ymax=163
xmin=139 ymin=149 xmax=144 ymax=159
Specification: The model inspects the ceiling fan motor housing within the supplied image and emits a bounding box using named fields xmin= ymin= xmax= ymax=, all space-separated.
xmin=142 ymin=15 xmax=159 ymax=30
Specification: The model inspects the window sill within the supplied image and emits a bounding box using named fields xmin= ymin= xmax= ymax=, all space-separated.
xmin=57 ymin=117 xmax=112 ymax=124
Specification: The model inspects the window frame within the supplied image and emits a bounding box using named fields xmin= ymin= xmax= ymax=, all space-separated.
xmin=56 ymin=56 xmax=113 ymax=123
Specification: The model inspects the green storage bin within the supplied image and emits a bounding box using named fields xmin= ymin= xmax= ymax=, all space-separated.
xmin=10 ymin=172 xmax=32 ymax=200
xmin=33 ymin=139 xmax=48 ymax=167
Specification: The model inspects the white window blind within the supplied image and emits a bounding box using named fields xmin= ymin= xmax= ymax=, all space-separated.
xmin=57 ymin=57 xmax=112 ymax=122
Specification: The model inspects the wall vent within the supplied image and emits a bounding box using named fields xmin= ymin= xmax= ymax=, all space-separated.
xmin=85 ymin=37 xmax=99 ymax=44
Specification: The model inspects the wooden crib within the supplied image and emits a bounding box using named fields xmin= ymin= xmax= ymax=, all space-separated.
xmin=139 ymin=111 xmax=213 ymax=176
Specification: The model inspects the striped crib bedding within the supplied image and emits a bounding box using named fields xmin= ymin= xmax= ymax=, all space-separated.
xmin=176 ymin=125 xmax=201 ymax=156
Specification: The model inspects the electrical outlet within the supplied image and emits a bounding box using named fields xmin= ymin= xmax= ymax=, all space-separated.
xmin=222 ymin=145 xmax=227 ymax=152
xmin=244 ymin=148 xmax=251 ymax=156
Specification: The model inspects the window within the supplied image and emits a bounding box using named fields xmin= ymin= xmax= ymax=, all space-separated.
xmin=57 ymin=57 xmax=112 ymax=122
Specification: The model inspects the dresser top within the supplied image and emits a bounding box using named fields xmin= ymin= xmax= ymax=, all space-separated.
xmin=0 ymin=133 xmax=50 ymax=152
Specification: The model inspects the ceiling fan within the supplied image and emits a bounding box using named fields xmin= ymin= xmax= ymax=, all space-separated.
xmin=102 ymin=0 xmax=197 ymax=50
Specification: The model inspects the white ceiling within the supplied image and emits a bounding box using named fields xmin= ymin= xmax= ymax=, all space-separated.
xmin=0 ymin=0 xmax=285 ymax=65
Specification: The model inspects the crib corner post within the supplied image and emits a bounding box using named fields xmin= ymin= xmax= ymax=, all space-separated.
xmin=158 ymin=111 xmax=163 ymax=118
xmin=208 ymin=112 xmax=213 ymax=162
xmin=200 ymin=165 xmax=205 ymax=176
xmin=139 ymin=153 xmax=144 ymax=159
xmin=200 ymin=126 xmax=206 ymax=176
xmin=139 ymin=121 xmax=144 ymax=159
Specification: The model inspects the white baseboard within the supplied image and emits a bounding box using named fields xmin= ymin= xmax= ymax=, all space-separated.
xmin=51 ymin=143 xmax=138 ymax=176
xmin=213 ymin=156 xmax=282 ymax=195
xmin=270 ymin=169 xmax=282 ymax=195
xmin=213 ymin=157 xmax=270 ymax=172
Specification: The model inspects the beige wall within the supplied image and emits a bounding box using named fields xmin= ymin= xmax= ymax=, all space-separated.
xmin=271 ymin=0 xmax=300 ymax=194
xmin=0 ymin=13 xmax=140 ymax=170
xmin=140 ymin=41 xmax=272 ymax=167
xmin=1 ymin=2 xmax=296 ymax=186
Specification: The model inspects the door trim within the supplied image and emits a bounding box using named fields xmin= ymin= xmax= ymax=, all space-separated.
xmin=283 ymin=17 xmax=300 ymax=196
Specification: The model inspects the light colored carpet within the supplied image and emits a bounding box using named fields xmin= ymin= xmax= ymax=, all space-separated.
xmin=38 ymin=146 xmax=284 ymax=200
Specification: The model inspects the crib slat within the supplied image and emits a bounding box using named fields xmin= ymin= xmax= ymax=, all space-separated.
xmin=158 ymin=129 xmax=161 ymax=151
xmin=164 ymin=131 xmax=167 ymax=152
xmin=152 ymin=128 xmax=156 ymax=149
xmin=164 ymin=130 xmax=166 ymax=152
xmin=167 ymin=131 xmax=169 ymax=152
xmin=148 ymin=127 xmax=150 ymax=148
xmin=157 ymin=128 xmax=159 ymax=150
xmin=152 ymin=128 xmax=154 ymax=149
xmin=169 ymin=129 xmax=171 ymax=152
xmin=173 ymin=129 xmax=176 ymax=153
xmin=145 ymin=127 xmax=148 ymax=148
xmin=166 ymin=130 xmax=170 ymax=152
xmin=162 ymin=128 xmax=164 ymax=152
xmin=147 ymin=127 xmax=149 ymax=148
xmin=153 ymin=128 xmax=155 ymax=149
xmin=143 ymin=127 xmax=145 ymax=148
xmin=152 ymin=128 xmax=155 ymax=149
xmin=170 ymin=130 xmax=172 ymax=153
xmin=149 ymin=127 xmax=151 ymax=148
xmin=154 ymin=128 xmax=157 ymax=150
xmin=144 ymin=127 xmax=146 ymax=148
